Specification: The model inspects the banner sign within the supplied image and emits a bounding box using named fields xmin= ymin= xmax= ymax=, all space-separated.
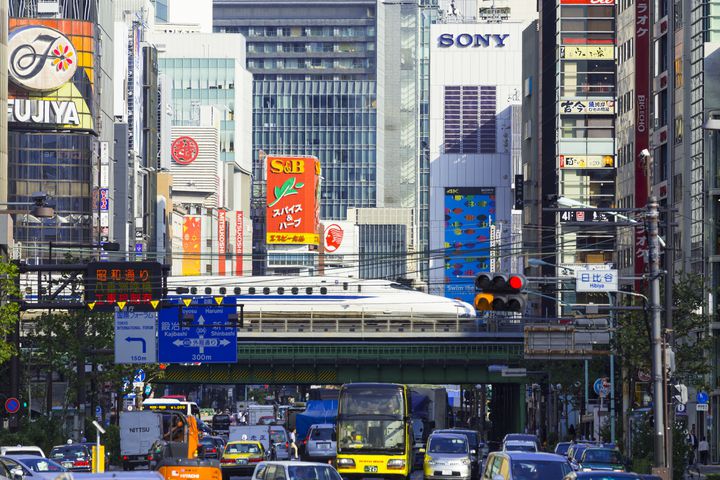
xmin=635 ymin=0 xmax=650 ymax=288
xmin=235 ymin=211 xmax=243 ymax=275
xmin=266 ymin=156 xmax=321 ymax=245
xmin=182 ymin=216 xmax=201 ymax=276
xmin=560 ymin=45 xmax=615 ymax=60
xmin=559 ymin=99 xmax=615 ymax=115
xmin=560 ymin=155 xmax=615 ymax=169
xmin=217 ymin=209 xmax=226 ymax=276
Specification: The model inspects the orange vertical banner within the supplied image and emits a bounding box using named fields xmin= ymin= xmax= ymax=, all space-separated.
xmin=182 ymin=216 xmax=201 ymax=276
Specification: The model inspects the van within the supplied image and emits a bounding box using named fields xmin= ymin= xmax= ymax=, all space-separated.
xmin=228 ymin=425 xmax=290 ymax=460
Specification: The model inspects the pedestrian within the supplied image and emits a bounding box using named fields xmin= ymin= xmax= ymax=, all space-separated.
xmin=699 ymin=436 xmax=709 ymax=465
xmin=568 ymin=424 xmax=576 ymax=441
xmin=290 ymin=428 xmax=299 ymax=460
xmin=687 ymin=425 xmax=698 ymax=465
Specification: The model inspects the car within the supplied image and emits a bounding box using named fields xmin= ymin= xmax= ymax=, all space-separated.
xmin=0 ymin=447 xmax=45 ymax=458
xmin=221 ymin=441 xmax=266 ymax=480
xmin=423 ymin=433 xmax=473 ymax=480
xmin=303 ymin=424 xmax=336 ymax=462
xmin=577 ymin=448 xmax=626 ymax=472
xmin=483 ymin=452 xmax=572 ymax=480
xmin=563 ymin=472 xmax=645 ymax=480
xmin=48 ymin=444 xmax=92 ymax=472
xmin=502 ymin=434 xmax=540 ymax=449
xmin=433 ymin=429 xmax=483 ymax=479
xmin=567 ymin=444 xmax=594 ymax=470
xmin=200 ymin=436 xmax=226 ymax=460
xmin=251 ymin=461 xmax=343 ymax=480
xmin=0 ymin=455 xmax=67 ymax=480
xmin=502 ymin=440 xmax=538 ymax=453
xmin=213 ymin=414 xmax=231 ymax=435
xmin=258 ymin=416 xmax=277 ymax=425
xmin=555 ymin=442 xmax=572 ymax=456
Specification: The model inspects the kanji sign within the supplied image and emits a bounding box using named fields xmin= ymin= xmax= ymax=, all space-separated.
xmin=171 ymin=136 xmax=199 ymax=165
xmin=559 ymin=100 xmax=615 ymax=115
xmin=575 ymin=269 xmax=618 ymax=293
xmin=560 ymin=45 xmax=615 ymax=59
xmin=85 ymin=261 xmax=163 ymax=310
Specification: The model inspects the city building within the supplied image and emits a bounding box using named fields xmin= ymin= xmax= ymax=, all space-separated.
xmin=7 ymin=0 xmax=115 ymax=261
xmin=522 ymin=0 xmax=617 ymax=317
xmin=427 ymin=19 xmax=529 ymax=304
xmin=151 ymin=29 xmax=253 ymax=275
xmin=0 ymin=0 xmax=8 ymax=254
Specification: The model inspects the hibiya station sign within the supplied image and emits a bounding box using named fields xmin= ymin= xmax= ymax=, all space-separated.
xmin=7 ymin=21 xmax=96 ymax=131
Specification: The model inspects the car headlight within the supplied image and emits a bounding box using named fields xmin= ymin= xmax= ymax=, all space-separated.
xmin=426 ymin=456 xmax=435 ymax=466
xmin=337 ymin=458 xmax=355 ymax=468
xmin=581 ymin=468 xmax=592 ymax=472
xmin=461 ymin=459 xmax=471 ymax=465
xmin=387 ymin=459 xmax=405 ymax=469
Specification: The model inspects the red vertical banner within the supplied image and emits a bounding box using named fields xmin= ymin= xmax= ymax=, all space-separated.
xmin=235 ymin=211 xmax=244 ymax=275
xmin=634 ymin=0 xmax=650 ymax=288
xmin=217 ymin=209 xmax=227 ymax=276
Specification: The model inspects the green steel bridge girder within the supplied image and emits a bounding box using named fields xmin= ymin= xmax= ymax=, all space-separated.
xmin=159 ymin=341 xmax=525 ymax=385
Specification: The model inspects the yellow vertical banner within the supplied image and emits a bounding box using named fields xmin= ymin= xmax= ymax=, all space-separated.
xmin=182 ymin=216 xmax=202 ymax=275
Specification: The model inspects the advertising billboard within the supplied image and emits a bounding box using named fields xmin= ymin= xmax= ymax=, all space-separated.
xmin=560 ymin=45 xmax=614 ymax=60
xmin=266 ymin=156 xmax=321 ymax=245
xmin=218 ymin=209 xmax=226 ymax=276
xmin=559 ymin=155 xmax=615 ymax=169
xmin=444 ymin=187 xmax=496 ymax=305
xmin=8 ymin=19 xmax=96 ymax=132
xmin=634 ymin=0 xmax=650 ymax=288
xmin=182 ymin=216 xmax=202 ymax=276
xmin=559 ymin=99 xmax=615 ymax=115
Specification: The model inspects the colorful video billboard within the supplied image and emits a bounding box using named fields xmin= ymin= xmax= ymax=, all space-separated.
xmin=8 ymin=19 xmax=96 ymax=132
xmin=266 ymin=156 xmax=321 ymax=245
xmin=444 ymin=187 xmax=496 ymax=304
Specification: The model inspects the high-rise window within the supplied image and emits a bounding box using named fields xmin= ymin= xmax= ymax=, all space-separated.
xmin=443 ymin=86 xmax=496 ymax=154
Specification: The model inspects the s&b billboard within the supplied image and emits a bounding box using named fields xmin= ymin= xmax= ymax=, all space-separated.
xmin=8 ymin=19 xmax=96 ymax=132
xmin=266 ymin=156 xmax=321 ymax=245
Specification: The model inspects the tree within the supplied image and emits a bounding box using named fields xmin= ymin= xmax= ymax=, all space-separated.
xmin=0 ymin=258 xmax=19 ymax=364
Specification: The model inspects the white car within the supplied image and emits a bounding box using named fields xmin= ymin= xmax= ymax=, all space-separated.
xmin=502 ymin=441 xmax=538 ymax=453
xmin=251 ymin=461 xmax=343 ymax=480
xmin=0 ymin=448 xmax=44 ymax=458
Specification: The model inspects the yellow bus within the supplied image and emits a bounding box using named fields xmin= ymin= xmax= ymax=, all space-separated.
xmin=336 ymin=383 xmax=413 ymax=480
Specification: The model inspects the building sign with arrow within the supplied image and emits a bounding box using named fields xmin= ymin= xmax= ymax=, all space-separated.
xmin=114 ymin=309 xmax=157 ymax=364
xmin=158 ymin=296 xmax=238 ymax=363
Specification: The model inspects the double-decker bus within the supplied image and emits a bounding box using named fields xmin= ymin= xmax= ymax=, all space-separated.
xmin=336 ymin=383 xmax=413 ymax=480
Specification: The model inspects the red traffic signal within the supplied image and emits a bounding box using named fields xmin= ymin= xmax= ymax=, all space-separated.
xmin=474 ymin=273 xmax=527 ymax=313
xmin=475 ymin=273 xmax=526 ymax=293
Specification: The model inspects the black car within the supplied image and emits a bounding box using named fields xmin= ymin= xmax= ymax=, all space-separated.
xmin=212 ymin=414 xmax=231 ymax=435
xmin=48 ymin=444 xmax=92 ymax=472
xmin=434 ymin=429 xmax=482 ymax=479
xmin=200 ymin=436 xmax=226 ymax=460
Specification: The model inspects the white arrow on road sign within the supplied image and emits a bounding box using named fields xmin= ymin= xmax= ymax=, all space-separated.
xmin=172 ymin=337 xmax=231 ymax=353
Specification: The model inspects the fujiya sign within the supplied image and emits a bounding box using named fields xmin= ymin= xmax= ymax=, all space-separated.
xmin=9 ymin=25 xmax=78 ymax=91
xmin=438 ymin=33 xmax=510 ymax=48
xmin=7 ymin=98 xmax=80 ymax=125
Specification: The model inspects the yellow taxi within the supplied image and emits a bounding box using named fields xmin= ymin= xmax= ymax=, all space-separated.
xmin=220 ymin=441 xmax=265 ymax=479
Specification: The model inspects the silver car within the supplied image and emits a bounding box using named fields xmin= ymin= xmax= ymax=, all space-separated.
xmin=0 ymin=455 xmax=67 ymax=480
xmin=423 ymin=433 xmax=473 ymax=480
xmin=304 ymin=424 xmax=336 ymax=461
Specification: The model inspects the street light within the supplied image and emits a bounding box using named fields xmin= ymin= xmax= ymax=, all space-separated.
xmin=0 ymin=192 xmax=56 ymax=218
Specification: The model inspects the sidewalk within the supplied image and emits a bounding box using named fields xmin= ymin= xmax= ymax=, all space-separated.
xmin=685 ymin=464 xmax=720 ymax=479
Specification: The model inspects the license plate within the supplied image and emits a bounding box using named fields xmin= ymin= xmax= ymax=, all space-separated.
xmin=62 ymin=462 xmax=73 ymax=468
xmin=236 ymin=459 xmax=247 ymax=464
xmin=442 ymin=471 xmax=452 ymax=476
xmin=364 ymin=466 xmax=378 ymax=473
xmin=318 ymin=443 xmax=330 ymax=449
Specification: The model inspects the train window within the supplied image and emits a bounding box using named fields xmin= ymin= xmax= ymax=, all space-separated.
xmin=291 ymin=287 xmax=299 ymax=295
xmin=234 ymin=287 xmax=241 ymax=295
xmin=306 ymin=287 xmax=313 ymax=295
xmin=320 ymin=287 xmax=328 ymax=295
xmin=263 ymin=287 xmax=270 ymax=295
xmin=190 ymin=287 xmax=197 ymax=294
xmin=220 ymin=287 xmax=227 ymax=294
xmin=277 ymin=287 xmax=285 ymax=295
xmin=343 ymin=282 xmax=348 ymax=291
xmin=249 ymin=287 xmax=256 ymax=295
xmin=358 ymin=285 xmax=362 ymax=292
xmin=204 ymin=287 xmax=212 ymax=294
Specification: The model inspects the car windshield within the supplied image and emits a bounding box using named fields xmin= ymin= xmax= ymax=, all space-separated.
xmin=583 ymin=449 xmax=623 ymax=464
xmin=555 ymin=443 xmax=570 ymax=455
xmin=571 ymin=446 xmax=589 ymax=460
xmin=429 ymin=437 xmax=468 ymax=454
xmin=311 ymin=428 xmax=334 ymax=441
xmin=511 ymin=460 xmax=572 ymax=480
xmin=337 ymin=419 xmax=405 ymax=453
xmin=50 ymin=446 xmax=88 ymax=458
xmin=226 ymin=443 xmax=261 ymax=454
xmin=339 ymin=387 xmax=404 ymax=417
xmin=21 ymin=458 xmax=65 ymax=472
xmin=270 ymin=431 xmax=286 ymax=443
xmin=288 ymin=465 xmax=341 ymax=480
xmin=506 ymin=444 xmax=536 ymax=452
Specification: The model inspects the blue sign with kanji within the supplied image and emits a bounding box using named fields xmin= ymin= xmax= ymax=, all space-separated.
xmin=158 ymin=296 xmax=237 ymax=363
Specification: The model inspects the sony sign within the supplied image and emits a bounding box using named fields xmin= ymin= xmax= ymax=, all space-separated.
xmin=438 ymin=33 xmax=510 ymax=48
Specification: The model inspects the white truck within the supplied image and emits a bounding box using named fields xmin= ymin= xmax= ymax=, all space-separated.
xmin=246 ymin=404 xmax=276 ymax=426
xmin=228 ymin=425 xmax=290 ymax=460
xmin=119 ymin=411 xmax=165 ymax=471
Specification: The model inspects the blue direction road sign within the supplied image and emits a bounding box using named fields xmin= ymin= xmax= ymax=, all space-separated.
xmin=158 ymin=296 xmax=237 ymax=363
xmin=134 ymin=369 xmax=146 ymax=383
xmin=697 ymin=391 xmax=709 ymax=404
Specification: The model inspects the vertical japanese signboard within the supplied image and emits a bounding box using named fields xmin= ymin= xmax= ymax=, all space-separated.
xmin=217 ymin=209 xmax=226 ymax=276
xmin=182 ymin=216 xmax=201 ymax=276
xmin=443 ymin=187 xmax=495 ymax=305
xmin=635 ymin=0 xmax=650 ymax=288
xmin=235 ymin=211 xmax=244 ymax=275
xmin=266 ymin=156 xmax=321 ymax=245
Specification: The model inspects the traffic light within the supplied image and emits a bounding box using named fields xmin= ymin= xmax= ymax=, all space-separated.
xmin=474 ymin=273 xmax=527 ymax=312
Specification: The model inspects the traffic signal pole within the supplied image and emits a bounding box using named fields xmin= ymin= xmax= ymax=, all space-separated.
xmin=648 ymin=196 xmax=666 ymax=469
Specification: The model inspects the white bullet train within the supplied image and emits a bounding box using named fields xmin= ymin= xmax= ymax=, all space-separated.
xmin=166 ymin=275 xmax=476 ymax=318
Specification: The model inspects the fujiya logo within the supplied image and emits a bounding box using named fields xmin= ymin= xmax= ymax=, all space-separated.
xmin=324 ymin=224 xmax=344 ymax=253
xmin=438 ymin=33 xmax=510 ymax=48
xmin=9 ymin=25 xmax=78 ymax=91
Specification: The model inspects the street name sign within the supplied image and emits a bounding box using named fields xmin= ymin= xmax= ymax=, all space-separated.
xmin=501 ymin=368 xmax=527 ymax=377
xmin=697 ymin=403 xmax=709 ymax=412
xmin=114 ymin=309 xmax=157 ymax=364
xmin=576 ymin=269 xmax=618 ymax=293
xmin=158 ymin=296 xmax=237 ymax=363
